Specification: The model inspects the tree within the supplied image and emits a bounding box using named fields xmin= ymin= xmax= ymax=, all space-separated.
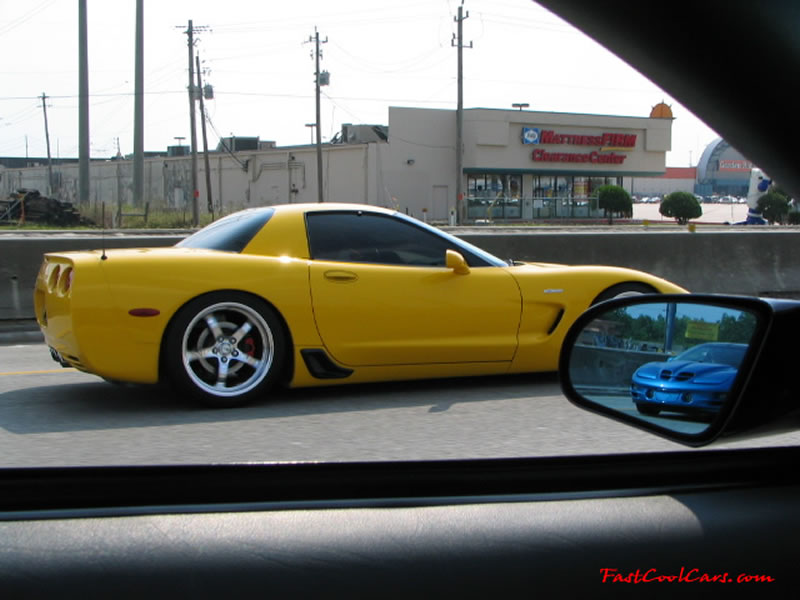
xmin=595 ymin=185 xmax=632 ymax=224
xmin=757 ymin=191 xmax=790 ymax=224
xmin=659 ymin=191 xmax=702 ymax=225
xmin=719 ymin=311 xmax=758 ymax=344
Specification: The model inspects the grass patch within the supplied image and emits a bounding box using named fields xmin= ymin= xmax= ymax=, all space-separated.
xmin=86 ymin=204 xmax=216 ymax=229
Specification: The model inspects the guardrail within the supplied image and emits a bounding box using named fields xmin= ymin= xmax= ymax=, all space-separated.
xmin=2 ymin=229 xmax=800 ymax=321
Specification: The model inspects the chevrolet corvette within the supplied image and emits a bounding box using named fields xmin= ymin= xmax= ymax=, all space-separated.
xmin=35 ymin=203 xmax=686 ymax=406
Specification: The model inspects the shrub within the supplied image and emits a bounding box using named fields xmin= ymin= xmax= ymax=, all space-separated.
xmin=660 ymin=191 xmax=702 ymax=225
xmin=595 ymin=185 xmax=632 ymax=224
xmin=757 ymin=191 xmax=790 ymax=224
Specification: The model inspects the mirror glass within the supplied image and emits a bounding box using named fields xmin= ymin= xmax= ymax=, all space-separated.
xmin=568 ymin=302 xmax=758 ymax=435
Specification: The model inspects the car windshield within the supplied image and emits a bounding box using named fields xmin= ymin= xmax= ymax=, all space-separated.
xmin=673 ymin=344 xmax=747 ymax=368
xmin=1 ymin=0 xmax=797 ymax=468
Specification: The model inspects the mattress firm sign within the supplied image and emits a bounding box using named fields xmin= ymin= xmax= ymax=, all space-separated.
xmin=522 ymin=127 xmax=636 ymax=165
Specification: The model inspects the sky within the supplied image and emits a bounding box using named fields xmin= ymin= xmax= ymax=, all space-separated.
xmin=0 ymin=0 xmax=720 ymax=166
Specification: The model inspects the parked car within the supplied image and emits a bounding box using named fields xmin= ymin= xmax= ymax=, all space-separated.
xmin=631 ymin=342 xmax=747 ymax=416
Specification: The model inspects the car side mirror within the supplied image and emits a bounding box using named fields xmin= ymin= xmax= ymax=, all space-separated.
xmin=559 ymin=294 xmax=800 ymax=447
xmin=446 ymin=249 xmax=470 ymax=275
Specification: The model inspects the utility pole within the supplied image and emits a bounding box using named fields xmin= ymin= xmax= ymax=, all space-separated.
xmin=452 ymin=2 xmax=472 ymax=224
xmin=307 ymin=27 xmax=328 ymax=203
xmin=196 ymin=54 xmax=214 ymax=220
xmin=181 ymin=20 xmax=211 ymax=225
xmin=185 ymin=20 xmax=199 ymax=226
xmin=40 ymin=93 xmax=54 ymax=195
xmin=133 ymin=0 xmax=144 ymax=207
xmin=78 ymin=0 xmax=90 ymax=206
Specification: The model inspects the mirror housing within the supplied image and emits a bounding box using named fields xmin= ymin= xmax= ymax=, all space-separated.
xmin=559 ymin=294 xmax=800 ymax=447
xmin=446 ymin=249 xmax=470 ymax=275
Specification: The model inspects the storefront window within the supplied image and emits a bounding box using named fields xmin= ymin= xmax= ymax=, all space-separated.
xmin=467 ymin=174 xmax=623 ymax=221
xmin=573 ymin=177 xmax=588 ymax=200
xmin=467 ymin=173 xmax=522 ymax=220
xmin=505 ymin=174 xmax=522 ymax=218
xmin=532 ymin=175 xmax=554 ymax=218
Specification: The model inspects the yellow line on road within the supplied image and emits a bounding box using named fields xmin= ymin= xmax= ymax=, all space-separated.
xmin=0 ymin=368 xmax=77 ymax=376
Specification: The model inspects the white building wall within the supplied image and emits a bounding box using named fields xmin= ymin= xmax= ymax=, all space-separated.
xmin=384 ymin=107 xmax=456 ymax=221
xmin=631 ymin=176 xmax=695 ymax=197
xmin=1 ymin=144 xmax=373 ymax=223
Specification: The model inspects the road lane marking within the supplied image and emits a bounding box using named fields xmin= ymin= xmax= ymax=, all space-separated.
xmin=0 ymin=368 xmax=78 ymax=376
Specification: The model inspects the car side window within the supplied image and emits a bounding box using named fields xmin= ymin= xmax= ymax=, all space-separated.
xmin=307 ymin=212 xmax=476 ymax=267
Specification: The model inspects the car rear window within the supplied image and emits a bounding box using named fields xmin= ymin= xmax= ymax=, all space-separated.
xmin=176 ymin=208 xmax=274 ymax=252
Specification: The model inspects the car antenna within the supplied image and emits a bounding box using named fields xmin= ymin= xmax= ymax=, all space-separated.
xmin=101 ymin=201 xmax=107 ymax=260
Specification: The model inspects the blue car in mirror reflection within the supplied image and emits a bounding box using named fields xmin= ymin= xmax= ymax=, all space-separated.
xmin=631 ymin=342 xmax=748 ymax=417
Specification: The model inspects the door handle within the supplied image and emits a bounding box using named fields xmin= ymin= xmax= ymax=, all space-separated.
xmin=324 ymin=270 xmax=358 ymax=282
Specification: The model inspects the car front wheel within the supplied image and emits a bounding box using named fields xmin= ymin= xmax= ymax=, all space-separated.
xmin=164 ymin=292 xmax=286 ymax=407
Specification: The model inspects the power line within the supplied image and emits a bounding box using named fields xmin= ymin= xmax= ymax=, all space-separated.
xmin=0 ymin=0 xmax=57 ymax=35
xmin=203 ymin=109 xmax=248 ymax=172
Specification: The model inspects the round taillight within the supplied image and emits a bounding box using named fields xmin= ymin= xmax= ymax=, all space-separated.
xmin=59 ymin=267 xmax=74 ymax=295
xmin=48 ymin=265 xmax=61 ymax=292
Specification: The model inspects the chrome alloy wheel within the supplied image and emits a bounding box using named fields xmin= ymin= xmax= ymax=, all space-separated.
xmin=181 ymin=301 xmax=274 ymax=398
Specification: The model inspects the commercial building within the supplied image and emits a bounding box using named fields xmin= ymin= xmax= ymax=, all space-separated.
xmin=695 ymin=138 xmax=752 ymax=197
xmin=633 ymin=167 xmax=697 ymax=198
xmin=385 ymin=105 xmax=672 ymax=221
xmin=1 ymin=104 xmax=674 ymax=224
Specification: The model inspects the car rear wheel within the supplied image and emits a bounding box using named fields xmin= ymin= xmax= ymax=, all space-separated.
xmin=591 ymin=282 xmax=657 ymax=305
xmin=164 ymin=292 xmax=286 ymax=407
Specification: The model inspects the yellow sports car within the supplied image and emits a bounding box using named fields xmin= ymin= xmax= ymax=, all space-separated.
xmin=35 ymin=203 xmax=686 ymax=407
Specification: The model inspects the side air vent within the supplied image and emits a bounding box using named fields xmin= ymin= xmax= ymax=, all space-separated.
xmin=301 ymin=349 xmax=354 ymax=380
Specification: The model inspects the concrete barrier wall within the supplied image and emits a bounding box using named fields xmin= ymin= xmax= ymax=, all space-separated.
xmin=0 ymin=235 xmax=183 ymax=320
xmin=461 ymin=230 xmax=800 ymax=299
xmin=3 ymin=229 xmax=800 ymax=320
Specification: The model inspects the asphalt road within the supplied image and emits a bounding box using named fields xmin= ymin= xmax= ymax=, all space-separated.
xmin=2 ymin=342 xmax=799 ymax=467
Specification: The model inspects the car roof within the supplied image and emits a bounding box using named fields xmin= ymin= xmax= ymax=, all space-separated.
xmin=273 ymin=203 xmax=398 ymax=216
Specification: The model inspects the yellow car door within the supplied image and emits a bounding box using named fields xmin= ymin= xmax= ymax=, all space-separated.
xmin=305 ymin=210 xmax=521 ymax=367
xmin=309 ymin=261 xmax=521 ymax=366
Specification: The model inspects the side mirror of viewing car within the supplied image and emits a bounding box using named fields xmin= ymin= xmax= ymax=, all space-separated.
xmin=446 ymin=249 xmax=471 ymax=275
xmin=559 ymin=294 xmax=800 ymax=447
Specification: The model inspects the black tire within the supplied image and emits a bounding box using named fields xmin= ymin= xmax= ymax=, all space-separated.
xmin=591 ymin=282 xmax=658 ymax=305
xmin=163 ymin=292 xmax=286 ymax=408
xmin=636 ymin=403 xmax=661 ymax=416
